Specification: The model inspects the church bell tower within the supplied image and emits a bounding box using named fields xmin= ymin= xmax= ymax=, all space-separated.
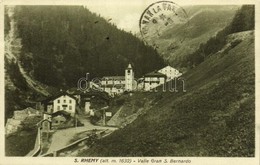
xmin=125 ymin=63 xmax=134 ymax=91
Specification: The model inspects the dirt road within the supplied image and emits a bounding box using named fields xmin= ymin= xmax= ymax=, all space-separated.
xmin=47 ymin=116 xmax=117 ymax=153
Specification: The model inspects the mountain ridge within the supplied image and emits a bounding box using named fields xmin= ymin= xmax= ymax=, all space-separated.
xmin=151 ymin=5 xmax=239 ymax=70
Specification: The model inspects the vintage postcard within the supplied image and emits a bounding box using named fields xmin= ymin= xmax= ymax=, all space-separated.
xmin=0 ymin=0 xmax=259 ymax=165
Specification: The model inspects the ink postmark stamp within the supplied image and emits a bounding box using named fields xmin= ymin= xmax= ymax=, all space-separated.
xmin=139 ymin=1 xmax=189 ymax=47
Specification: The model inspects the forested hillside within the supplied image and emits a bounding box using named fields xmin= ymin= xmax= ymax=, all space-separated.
xmin=13 ymin=6 xmax=165 ymax=87
xmin=5 ymin=5 xmax=165 ymax=121
xmin=79 ymin=5 xmax=255 ymax=157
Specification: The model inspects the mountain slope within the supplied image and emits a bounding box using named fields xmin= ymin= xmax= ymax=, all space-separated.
xmin=4 ymin=6 xmax=55 ymax=123
xmin=12 ymin=6 xmax=165 ymax=87
xmin=78 ymin=6 xmax=255 ymax=157
xmin=79 ymin=30 xmax=254 ymax=157
xmin=182 ymin=5 xmax=255 ymax=69
xmin=4 ymin=5 xmax=166 ymax=121
xmin=153 ymin=5 xmax=239 ymax=70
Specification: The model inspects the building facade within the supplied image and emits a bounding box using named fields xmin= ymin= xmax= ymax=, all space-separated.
xmin=43 ymin=92 xmax=77 ymax=116
xmin=53 ymin=94 xmax=76 ymax=115
xmin=100 ymin=63 xmax=134 ymax=96
xmin=158 ymin=65 xmax=182 ymax=82
xmin=143 ymin=71 xmax=167 ymax=91
xmin=101 ymin=76 xmax=125 ymax=97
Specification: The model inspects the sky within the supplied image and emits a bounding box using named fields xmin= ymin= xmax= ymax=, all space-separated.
xmin=82 ymin=0 xmax=242 ymax=33
xmin=84 ymin=0 xmax=195 ymax=33
xmin=85 ymin=0 xmax=149 ymax=33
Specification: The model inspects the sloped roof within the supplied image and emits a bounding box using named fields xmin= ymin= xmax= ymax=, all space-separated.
xmin=67 ymin=87 xmax=83 ymax=95
xmin=126 ymin=63 xmax=132 ymax=69
xmin=102 ymin=76 xmax=125 ymax=80
xmin=52 ymin=110 xmax=71 ymax=119
xmin=158 ymin=65 xmax=180 ymax=73
xmin=144 ymin=71 xmax=167 ymax=78
xmin=41 ymin=91 xmax=77 ymax=104
xmin=37 ymin=119 xmax=51 ymax=127
xmin=80 ymin=90 xmax=111 ymax=101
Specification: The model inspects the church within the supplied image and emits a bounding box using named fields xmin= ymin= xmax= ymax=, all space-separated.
xmin=99 ymin=64 xmax=182 ymax=96
xmin=100 ymin=64 xmax=134 ymax=97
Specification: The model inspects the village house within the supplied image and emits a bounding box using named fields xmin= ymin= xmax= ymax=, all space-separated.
xmin=143 ymin=71 xmax=167 ymax=91
xmin=141 ymin=65 xmax=182 ymax=91
xmin=101 ymin=76 xmax=125 ymax=97
xmin=158 ymin=65 xmax=182 ymax=82
xmin=43 ymin=92 xmax=77 ymax=116
xmin=51 ymin=111 xmax=70 ymax=127
xmin=37 ymin=110 xmax=74 ymax=130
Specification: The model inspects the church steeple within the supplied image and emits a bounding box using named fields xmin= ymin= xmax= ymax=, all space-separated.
xmin=127 ymin=63 xmax=132 ymax=69
xmin=125 ymin=63 xmax=134 ymax=91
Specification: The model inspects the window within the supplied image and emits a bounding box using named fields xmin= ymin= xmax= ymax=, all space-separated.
xmin=69 ymin=100 xmax=72 ymax=103
xmin=69 ymin=106 xmax=72 ymax=110
xmin=57 ymin=106 xmax=60 ymax=111
xmin=57 ymin=99 xmax=60 ymax=103
xmin=64 ymin=99 xmax=66 ymax=103
xmin=127 ymin=70 xmax=130 ymax=75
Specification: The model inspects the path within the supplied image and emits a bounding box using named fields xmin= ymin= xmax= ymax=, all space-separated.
xmin=47 ymin=116 xmax=117 ymax=153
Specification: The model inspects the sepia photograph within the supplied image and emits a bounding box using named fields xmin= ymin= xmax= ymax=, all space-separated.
xmin=1 ymin=0 xmax=259 ymax=164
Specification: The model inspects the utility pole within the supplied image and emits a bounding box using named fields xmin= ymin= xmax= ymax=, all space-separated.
xmin=103 ymin=109 xmax=106 ymax=126
xmin=75 ymin=114 xmax=77 ymax=128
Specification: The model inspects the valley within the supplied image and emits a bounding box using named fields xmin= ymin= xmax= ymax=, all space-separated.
xmin=79 ymin=29 xmax=254 ymax=157
xmin=4 ymin=4 xmax=255 ymax=158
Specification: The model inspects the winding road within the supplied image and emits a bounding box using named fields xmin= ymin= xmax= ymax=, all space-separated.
xmin=47 ymin=115 xmax=117 ymax=153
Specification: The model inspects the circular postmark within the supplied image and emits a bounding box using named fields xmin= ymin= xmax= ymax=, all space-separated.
xmin=139 ymin=1 xmax=189 ymax=47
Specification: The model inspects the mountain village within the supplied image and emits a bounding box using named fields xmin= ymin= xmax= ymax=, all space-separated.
xmin=3 ymin=3 xmax=256 ymax=159
xmin=5 ymin=64 xmax=182 ymax=156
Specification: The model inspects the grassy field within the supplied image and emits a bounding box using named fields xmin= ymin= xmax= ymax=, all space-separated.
xmin=78 ymin=31 xmax=254 ymax=157
xmin=5 ymin=130 xmax=37 ymax=156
